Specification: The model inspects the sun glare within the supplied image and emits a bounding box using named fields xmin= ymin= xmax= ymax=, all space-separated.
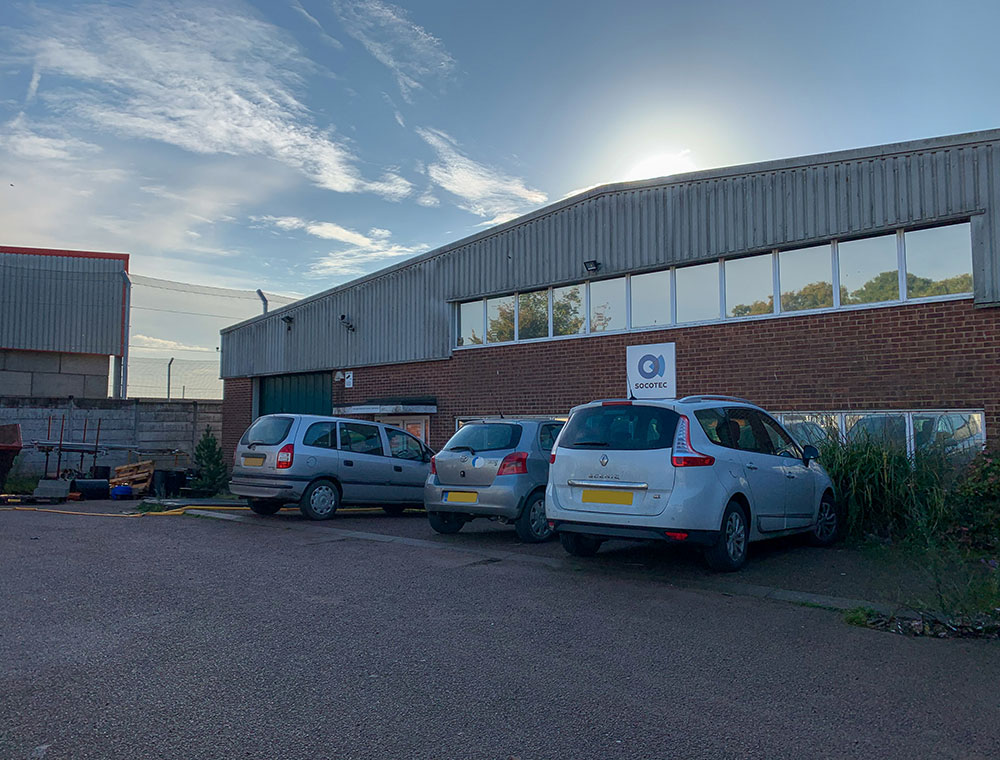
xmin=622 ymin=150 xmax=697 ymax=181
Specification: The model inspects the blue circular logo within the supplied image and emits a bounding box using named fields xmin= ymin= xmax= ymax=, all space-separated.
xmin=637 ymin=353 xmax=665 ymax=379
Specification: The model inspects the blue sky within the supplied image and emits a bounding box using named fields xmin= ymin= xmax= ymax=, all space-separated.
xmin=2 ymin=0 xmax=1000 ymax=297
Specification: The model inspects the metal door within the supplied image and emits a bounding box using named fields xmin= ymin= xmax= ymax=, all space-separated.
xmin=259 ymin=373 xmax=332 ymax=416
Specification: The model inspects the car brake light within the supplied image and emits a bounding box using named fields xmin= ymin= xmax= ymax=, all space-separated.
xmin=602 ymin=400 xmax=632 ymax=406
xmin=430 ymin=455 xmax=437 ymax=474
xmin=498 ymin=451 xmax=529 ymax=476
xmin=276 ymin=443 xmax=294 ymax=469
xmin=671 ymin=415 xmax=715 ymax=467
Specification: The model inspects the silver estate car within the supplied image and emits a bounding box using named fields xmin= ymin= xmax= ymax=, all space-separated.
xmin=230 ymin=414 xmax=433 ymax=520
xmin=546 ymin=396 xmax=838 ymax=571
xmin=424 ymin=418 xmax=564 ymax=542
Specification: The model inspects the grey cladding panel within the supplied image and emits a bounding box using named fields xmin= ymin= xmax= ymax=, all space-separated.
xmin=222 ymin=131 xmax=1000 ymax=378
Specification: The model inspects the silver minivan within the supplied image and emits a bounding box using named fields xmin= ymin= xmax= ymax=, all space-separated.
xmin=230 ymin=414 xmax=433 ymax=519
xmin=424 ymin=418 xmax=564 ymax=542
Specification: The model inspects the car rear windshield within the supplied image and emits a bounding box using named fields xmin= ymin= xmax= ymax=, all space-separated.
xmin=240 ymin=416 xmax=293 ymax=446
xmin=445 ymin=423 xmax=522 ymax=452
xmin=560 ymin=405 xmax=679 ymax=450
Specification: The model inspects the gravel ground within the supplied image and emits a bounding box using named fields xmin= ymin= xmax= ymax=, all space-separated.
xmin=2 ymin=506 xmax=998 ymax=759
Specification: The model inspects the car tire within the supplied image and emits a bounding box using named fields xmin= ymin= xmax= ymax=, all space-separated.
xmin=247 ymin=499 xmax=282 ymax=516
xmin=705 ymin=500 xmax=749 ymax=572
xmin=427 ymin=511 xmax=466 ymax=534
xmin=559 ymin=532 xmax=602 ymax=557
xmin=382 ymin=504 xmax=406 ymax=516
xmin=514 ymin=492 xmax=552 ymax=543
xmin=809 ymin=492 xmax=840 ymax=547
xmin=299 ymin=480 xmax=340 ymax=520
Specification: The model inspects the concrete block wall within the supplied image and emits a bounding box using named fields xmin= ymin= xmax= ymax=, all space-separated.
xmin=0 ymin=350 xmax=110 ymax=398
xmin=0 ymin=397 xmax=223 ymax=476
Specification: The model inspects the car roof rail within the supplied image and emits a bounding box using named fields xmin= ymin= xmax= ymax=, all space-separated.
xmin=677 ymin=394 xmax=758 ymax=405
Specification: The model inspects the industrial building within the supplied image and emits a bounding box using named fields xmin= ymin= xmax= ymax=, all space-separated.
xmin=0 ymin=246 xmax=129 ymax=398
xmin=220 ymin=129 xmax=1000 ymax=461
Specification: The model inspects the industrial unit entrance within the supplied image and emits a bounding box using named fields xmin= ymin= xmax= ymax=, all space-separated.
xmin=259 ymin=372 xmax=332 ymax=416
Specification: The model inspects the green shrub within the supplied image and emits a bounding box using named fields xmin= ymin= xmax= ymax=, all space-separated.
xmin=945 ymin=449 xmax=1000 ymax=552
xmin=190 ymin=426 xmax=228 ymax=496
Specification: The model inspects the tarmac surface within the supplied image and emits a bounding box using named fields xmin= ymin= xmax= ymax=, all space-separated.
xmin=2 ymin=503 xmax=998 ymax=759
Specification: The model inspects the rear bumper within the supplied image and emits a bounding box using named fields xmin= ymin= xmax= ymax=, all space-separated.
xmin=551 ymin=519 xmax=719 ymax=547
xmin=424 ymin=479 xmax=528 ymax=519
xmin=229 ymin=476 xmax=303 ymax=502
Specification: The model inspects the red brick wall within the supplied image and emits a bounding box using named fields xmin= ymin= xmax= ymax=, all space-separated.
xmin=326 ymin=299 xmax=1000 ymax=450
xmin=222 ymin=377 xmax=252 ymax=467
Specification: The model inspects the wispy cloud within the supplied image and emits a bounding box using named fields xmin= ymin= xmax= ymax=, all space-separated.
xmin=252 ymin=215 xmax=428 ymax=276
xmin=11 ymin=0 xmax=411 ymax=200
xmin=416 ymin=127 xmax=547 ymax=225
xmin=0 ymin=114 xmax=102 ymax=162
xmin=289 ymin=0 xmax=344 ymax=49
xmin=333 ymin=0 xmax=455 ymax=102
xmin=131 ymin=334 xmax=216 ymax=353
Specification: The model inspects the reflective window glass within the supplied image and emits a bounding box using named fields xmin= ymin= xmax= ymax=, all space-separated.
xmin=386 ymin=428 xmax=425 ymax=460
xmin=913 ymin=412 xmax=984 ymax=461
xmin=630 ymin=270 xmax=671 ymax=327
xmin=339 ymin=423 xmax=385 ymax=456
xmin=780 ymin=245 xmax=833 ymax=311
xmin=839 ymin=236 xmax=899 ymax=305
xmin=780 ymin=414 xmax=838 ymax=447
xmin=589 ymin=277 xmax=626 ymax=332
xmin=303 ymin=422 xmax=336 ymax=449
xmin=517 ymin=290 xmax=548 ymax=340
xmin=457 ymin=301 xmax=483 ymax=346
xmin=486 ymin=295 xmax=515 ymax=343
xmin=905 ymin=224 xmax=973 ymax=298
xmin=675 ymin=262 xmax=720 ymax=323
xmin=845 ymin=413 xmax=907 ymax=450
xmin=726 ymin=255 xmax=773 ymax=317
xmin=757 ymin=413 xmax=801 ymax=458
xmin=552 ymin=284 xmax=585 ymax=336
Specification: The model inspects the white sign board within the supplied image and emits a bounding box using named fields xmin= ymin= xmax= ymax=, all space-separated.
xmin=344 ymin=371 xmax=354 ymax=389
xmin=626 ymin=342 xmax=676 ymax=399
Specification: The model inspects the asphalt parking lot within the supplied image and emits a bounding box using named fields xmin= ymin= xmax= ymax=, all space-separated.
xmin=3 ymin=504 xmax=999 ymax=759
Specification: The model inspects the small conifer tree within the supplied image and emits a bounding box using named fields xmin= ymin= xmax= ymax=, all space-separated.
xmin=191 ymin=425 xmax=227 ymax=495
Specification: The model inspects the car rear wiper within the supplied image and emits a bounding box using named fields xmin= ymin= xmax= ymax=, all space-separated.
xmin=447 ymin=445 xmax=476 ymax=453
xmin=572 ymin=440 xmax=609 ymax=447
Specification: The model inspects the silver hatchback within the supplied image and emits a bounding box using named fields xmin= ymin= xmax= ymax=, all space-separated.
xmin=423 ymin=419 xmax=564 ymax=542
xmin=230 ymin=414 xmax=433 ymax=519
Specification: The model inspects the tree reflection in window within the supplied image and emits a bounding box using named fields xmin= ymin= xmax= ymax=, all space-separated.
xmin=518 ymin=290 xmax=548 ymax=340
xmin=553 ymin=284 xmax=585 ymax=336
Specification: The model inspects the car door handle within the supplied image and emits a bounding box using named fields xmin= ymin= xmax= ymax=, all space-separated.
xmin=344 ymin=460 xmax=354 ymax=467
xmin=393 ymin=465 xmax=402 ymax=472
xmin=745 ymin=463 xmax=758 ymax=471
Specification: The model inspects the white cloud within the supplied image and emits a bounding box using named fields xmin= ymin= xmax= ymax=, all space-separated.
xmin=333 ymin=0 xmax=455 ymax=102
xmin=416 ymin=127 xmax=547 ymax=223
xmin=12 ymin=0 xmax=411 ymax=200
xmin=131 ymin=334 xmax=216 ymax=353
xmin=416 ymin=187 xmax=439 ymax=207
xmin=25 ymin=65 xmax=40 ymax=102
xmin=0 ymin=114 xmax=101 ymax=161
xmin=289 ymin=0 xmax=344 ymax=49
xmin=252 ymin=214 xmax=427 ymax=276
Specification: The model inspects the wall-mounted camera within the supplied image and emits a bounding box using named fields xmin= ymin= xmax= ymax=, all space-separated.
xmin=339 ymin=313 xmax=355 ymax=332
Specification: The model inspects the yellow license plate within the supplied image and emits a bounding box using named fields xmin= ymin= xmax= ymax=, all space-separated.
xmin=444 ymin=491 xmax=477 ymax=503
xmin=581 ymin=489 xmax=634 ymax=506
xmin=243 ymin=455 xmax=265 ymax=467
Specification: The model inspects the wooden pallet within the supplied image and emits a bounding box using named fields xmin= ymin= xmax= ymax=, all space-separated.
xmin=110 ymin=460 xmax=155 ymax=496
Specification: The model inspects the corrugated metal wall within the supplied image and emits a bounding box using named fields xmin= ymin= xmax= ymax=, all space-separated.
xmin=221 ymin=130 xmax=1000 ymax=378
xmin=0 ymin=250 xmax=126 ymax=355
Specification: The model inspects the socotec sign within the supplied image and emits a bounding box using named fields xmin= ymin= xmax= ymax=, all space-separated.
xmin=626 ymin=342 xmax=677 ymax=399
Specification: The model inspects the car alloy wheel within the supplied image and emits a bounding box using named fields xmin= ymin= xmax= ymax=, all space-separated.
xmin=725 ymin=510 xmax=747 ymax=563
xmin=815 ymin=499 xmax=837 ymax=541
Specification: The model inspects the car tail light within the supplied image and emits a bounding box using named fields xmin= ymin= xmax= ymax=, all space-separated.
xmin=549 ymin=452 xmax=556 ymax=465
xmin=276 ymin=443 xmax=294 ymax=469
xmin=430 ymin=455 xmax=437 ymax=474
xmin=665 ymin=531 xmax=689 ymax=541
xmin=671 ymin=415 xmax=715 ymax=467
xmin=498 ymin=451 xmax=529 ymax=476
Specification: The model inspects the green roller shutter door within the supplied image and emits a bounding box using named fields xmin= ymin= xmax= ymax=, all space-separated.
xmin=259 ymin=372 xmax=332 ymax=416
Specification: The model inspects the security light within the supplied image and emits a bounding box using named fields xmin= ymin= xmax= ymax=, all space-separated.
xmin=281 ymin=315 xmax=294 ymax=331
xmin=583 ymin=259 xmax=601 ymax=273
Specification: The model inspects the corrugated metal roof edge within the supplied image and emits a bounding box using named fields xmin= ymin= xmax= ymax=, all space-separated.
xmin=0 ymin=246 xmax=129 ymax=270
xmin=220 ymin=127 xmax=1000 ymax=336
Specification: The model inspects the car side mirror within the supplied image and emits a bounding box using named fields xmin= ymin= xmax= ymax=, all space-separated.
xmin=802 ymin=445 xmax=819 ymax=465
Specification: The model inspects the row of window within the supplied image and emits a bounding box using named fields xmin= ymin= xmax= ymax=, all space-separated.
xmin=456 ymin=222 xmax=974 ymax=347
xmin=303 ymin=420 xmax=428 ymax=460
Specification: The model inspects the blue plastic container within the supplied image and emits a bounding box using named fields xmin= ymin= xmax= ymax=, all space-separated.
xmin=110 ymin=485 xmax=133 ymax=500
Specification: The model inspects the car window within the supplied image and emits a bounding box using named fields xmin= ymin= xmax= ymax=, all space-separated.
xmin=302 ymin=422 xmax=336 ymax=449
xmin=240 ymin=416 xmax=293 ymax=446
xmin=724 ymin=408 xmax=771 ymax=454
xmin=339 ymin=422 xmax=385 ymax=456
xmin=560 ymin=405 xmax=679 ymax=451
xmin=538 ymin=423 xmax=564 ymax=451
xmin=695 ymin=408 xmax=735 ymax=448
xmin=445 ymin=423 xmax=522 ymax=452
xmin=757 ymin=413 xmax=802 ymax=458
xmin=386 ymin=428 xmax=425 ymax=460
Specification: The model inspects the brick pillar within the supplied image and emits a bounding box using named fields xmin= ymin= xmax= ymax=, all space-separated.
xmin=222 ymin=378 xmax=253 ymax=468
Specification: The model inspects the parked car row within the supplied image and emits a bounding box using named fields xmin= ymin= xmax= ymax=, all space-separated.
xmin=230 ymin=396 xmax=840 ymax=571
